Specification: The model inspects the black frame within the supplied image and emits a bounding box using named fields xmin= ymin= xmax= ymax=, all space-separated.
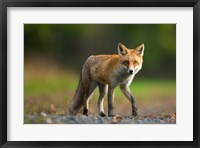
xmin=0 ymin=0 xmax=199 ymax=148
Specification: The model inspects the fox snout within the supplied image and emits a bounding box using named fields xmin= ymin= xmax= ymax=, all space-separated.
xmin=127 ymin=67 xmax=140 ymax=75
xmin=123 ymin=66 xmax=135 ymax=75
xmin=128 ymin=69 xmax=134 ymax=74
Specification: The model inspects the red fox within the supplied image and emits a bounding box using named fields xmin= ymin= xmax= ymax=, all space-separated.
xmin=69 ymin=43 xmax=144 ymax=117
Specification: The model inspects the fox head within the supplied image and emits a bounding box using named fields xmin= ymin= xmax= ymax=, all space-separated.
xmin=118 ymin=43 xmax=144 ymax=75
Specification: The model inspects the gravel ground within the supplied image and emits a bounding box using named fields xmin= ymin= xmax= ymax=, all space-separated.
xmin=25 ymin=112 xmax=176 ymax=124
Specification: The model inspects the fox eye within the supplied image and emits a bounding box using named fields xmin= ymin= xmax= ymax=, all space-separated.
xmin=133 ymin=61 xmax=138 ymax=64
xmin=123 ymin=61 xmax=129 ymax=65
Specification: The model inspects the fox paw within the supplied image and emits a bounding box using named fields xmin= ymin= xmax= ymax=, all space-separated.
xmin=100 ymin=112 xmax=106 ymax=117
xmin=83 ymin=109 xmax=89 ymax=116
xmin=132 ymin=111 xmax=138 ymax=117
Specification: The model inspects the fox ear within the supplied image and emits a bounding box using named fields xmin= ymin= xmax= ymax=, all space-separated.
xmin=135 ymin=44 xmax=145 ymax=56
xmin=118 ymin=43 xmax=128 ymax=56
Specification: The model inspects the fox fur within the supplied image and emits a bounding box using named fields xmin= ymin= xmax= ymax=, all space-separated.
xmin=69 ymin=43 xmax=144 ymax=117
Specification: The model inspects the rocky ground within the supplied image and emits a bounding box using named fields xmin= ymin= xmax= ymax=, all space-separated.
xmin=25 ymin=112 xmax=176 ymax=124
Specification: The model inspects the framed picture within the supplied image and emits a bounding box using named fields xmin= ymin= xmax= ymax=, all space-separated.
xmin=1 ymin=0 xmax=199 ymax=147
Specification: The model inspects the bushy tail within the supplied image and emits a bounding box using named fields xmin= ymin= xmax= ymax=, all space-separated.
xmin=69 ymin=57 xmax=92 ymax=115
xmin=69 ymin=77 xmax=86 ymax=115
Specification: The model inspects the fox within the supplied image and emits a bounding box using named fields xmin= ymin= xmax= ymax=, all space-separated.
xmin=69 ymin=43 xmax=144 ymax=117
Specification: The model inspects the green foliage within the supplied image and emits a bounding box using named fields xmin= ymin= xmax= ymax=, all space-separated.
xmin=24 ymin=73 xmax=78 ymax=98
xmin=24 ymin=24 xmax=176 ymax=79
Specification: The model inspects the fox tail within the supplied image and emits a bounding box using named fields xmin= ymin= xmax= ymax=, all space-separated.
xmin=69 ymin=77 xmax=86 ymax=115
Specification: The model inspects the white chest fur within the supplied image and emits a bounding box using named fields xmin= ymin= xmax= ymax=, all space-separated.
xmin=111 ymin=71 xmax=134 ymax=88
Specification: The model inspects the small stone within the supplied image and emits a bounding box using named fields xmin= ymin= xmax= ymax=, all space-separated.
xmin=137 ymin=120 xmax=143 ymax=124
xmin=106 ymin=117 xmax=113 ymax=120
xmin=92 ymin=116 xmax=98 ymax=120
xmin=80 ymin=115 xmax=88 ymax=120
xmin=61 ymin=116 xmax=67 ymax=121
xmin=113 ymin=116 xmax=117 ymax=120
xmin=160 ymin=120 xmax=165 ymax=123
xmin=26 ymin=115 xmax=36 ymax=120
xmin=46 ymin=118 xmax=53 ymax=124
xmin=40 ymin=112 xmax=47 ymax=117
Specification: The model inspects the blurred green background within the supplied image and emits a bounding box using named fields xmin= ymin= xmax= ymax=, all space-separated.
xmin=24 ymin=24 xmax=176 ymax=117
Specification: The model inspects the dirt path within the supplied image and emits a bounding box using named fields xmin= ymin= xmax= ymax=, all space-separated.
xmin=24 ymin=95 xmax=176 ymax=124
xmin=25 ymin=112 xmax=176 ymax=124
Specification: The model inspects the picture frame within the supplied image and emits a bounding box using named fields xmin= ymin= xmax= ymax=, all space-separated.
xmin=0 ymin=0 xmax=199 ymax=147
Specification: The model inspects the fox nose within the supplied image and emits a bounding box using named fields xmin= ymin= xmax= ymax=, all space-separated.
xmin=129 ymin=70 xmax=133 ymax=74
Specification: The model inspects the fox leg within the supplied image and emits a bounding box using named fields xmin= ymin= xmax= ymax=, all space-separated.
xmin=120 ymin=84 xmax=138 ymax=116
xmin=108 ymin=87 xmax=115 ymax=117
xmin=83 ymin=81 xmax=97 ymax=115
xmin=98 ymin=83 xmax=108 ymax=117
